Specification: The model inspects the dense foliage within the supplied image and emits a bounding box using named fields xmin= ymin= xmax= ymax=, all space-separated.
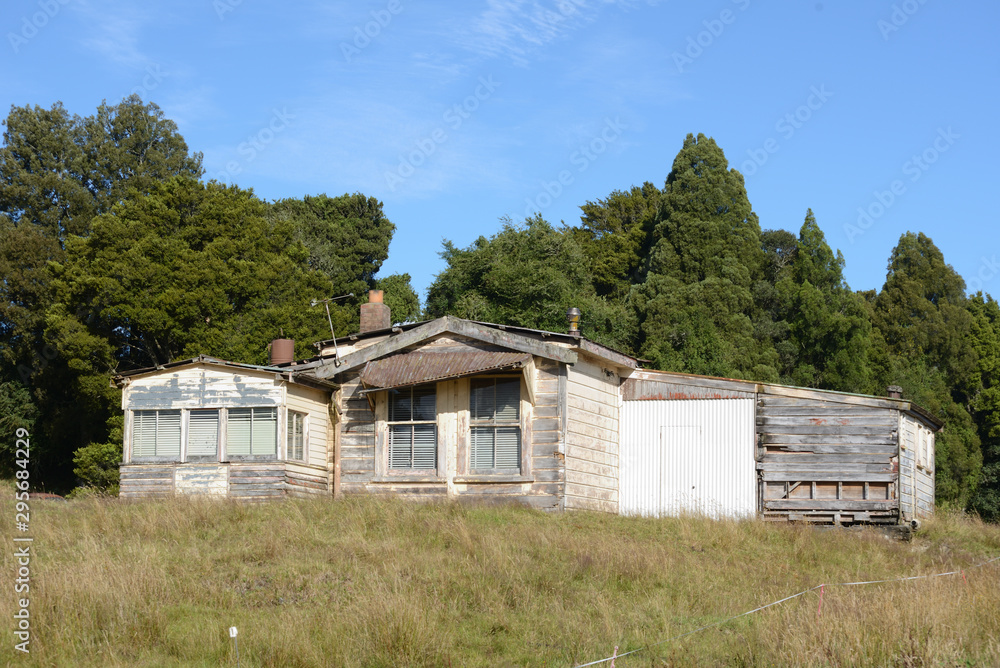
xmin=0 ymin=99 xmax=412 ymax=492
xmin=429 ymin=133 xmax=1000 ymax=516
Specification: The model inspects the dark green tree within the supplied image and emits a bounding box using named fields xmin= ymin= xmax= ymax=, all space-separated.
xmin=969 ymin=294 xmax=1000 ymax=520
xmin=871 ymin=232 xmax=982 ymax=507
xmin=570 ymin=182 xmax=660 ymax=299
xmin=270 ymin=192 xmax=397 ymax=333
xmin=635 ymin=133 xmax=777 ymax=380
xmin=775 ymin=210 xmax=873 ymax=392
xmin=426 ymin=215 xmax=635 ymax=351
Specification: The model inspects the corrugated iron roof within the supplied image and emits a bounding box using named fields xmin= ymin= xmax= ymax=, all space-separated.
xmin=359 ymin=350 xmax=530 ymax=392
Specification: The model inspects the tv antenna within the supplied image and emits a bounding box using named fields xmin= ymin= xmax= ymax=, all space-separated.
xmin=311 ymin=293 xmax=354 ymax=365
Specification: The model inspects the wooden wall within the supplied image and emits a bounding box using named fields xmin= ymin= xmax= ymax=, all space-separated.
xmin=898 ymin=413 xmax=935 ymax=521
xmin=564 ymin=356 xmax=620 ymax=514
xmin=119 ymin=462 xmax=328 ymax=499
xmin=334 ymin=340 xmax=566 ymax=509
xmin=123 ymin=365 xmax=281 ymax=410
xmin=757 ymin=388 xmax=901 ymax=524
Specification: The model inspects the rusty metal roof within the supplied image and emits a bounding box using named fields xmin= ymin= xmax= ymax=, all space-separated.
xmin=359 ymin=350 xmax=530 ymax=392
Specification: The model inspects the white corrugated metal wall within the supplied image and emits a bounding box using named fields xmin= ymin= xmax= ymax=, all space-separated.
xmin=620 ymin=399 xmax=756 ymax=518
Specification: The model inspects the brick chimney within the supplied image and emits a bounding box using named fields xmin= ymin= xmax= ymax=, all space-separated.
xmin=887 ymin=385 xmax=903 ymax=399
xmin=360 ymin=289 xmax=391 ymax=333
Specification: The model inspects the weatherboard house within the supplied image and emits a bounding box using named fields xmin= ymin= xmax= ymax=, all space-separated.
xmin=115 ymin=291 xmax=940 ymax=525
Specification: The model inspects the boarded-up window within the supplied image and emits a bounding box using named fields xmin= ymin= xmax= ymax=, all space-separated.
xmin=288 ymin=411 xmax=306 ymax=461
xmin=227 ymin=408 xmax=277 ymax=457
xmin=470 ymin=377 xmax=521 ymax=470
xmin=132 ymin=410 xmax=181 ymax=459
xmin=388 ymin=385 xmax=437 ymax=470
xmin=188 ymin=410 xmax=219 ymax=458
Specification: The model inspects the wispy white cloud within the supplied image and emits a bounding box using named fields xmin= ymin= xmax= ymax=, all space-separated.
xmin=71 ymin=1 xmax=156 ymax=70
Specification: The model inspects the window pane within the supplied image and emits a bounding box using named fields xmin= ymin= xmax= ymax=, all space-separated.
xmin=287 ymin=411 xmax=304 ymax=461
xmin=471 ymin=427 xmax=494 ymax=469
xmin=188 ymin=410 xmax=219 ymax=457
xmin=132 ymin=411 xmax=157 ymax=457
xmin=412 ymin=385 xmax=436 ymax=421
xmin=412 ymin=425 xmax=437 ymax=469
xmin=389 ymin=425 xmax=413 ymax=469
xmin=227 ymin=409 xmax=252 ymax=456
xmin=157 ymin=411 xmax=182 ymax=457
xmin=470 ymin=379 xmax=494 ymax=421
xmin=495 ymin=378 xmax=520 ymax=421
xmin=251 ymin=407 xmax=277 ymax=456
xmin=388 ymin=389 xmax=411 ymax=422
xmin=495 ymin=427 xmax=521 ymax=469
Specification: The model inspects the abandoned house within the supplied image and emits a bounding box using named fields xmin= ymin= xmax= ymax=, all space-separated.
xmin=115 ymin=290 xmax=940 ymax=525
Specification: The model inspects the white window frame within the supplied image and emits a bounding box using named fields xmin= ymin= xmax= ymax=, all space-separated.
xmin=225 ymin=407 xmax=278 ymax=460
xmin=130 ymin=409 xmax=182 ymax=462
xmin=468 ymin=375 xmax=523 ymax=474
xmin=383 ymin=384 xmax=439 ymax=473
xmin=186 ymin=409 xmax=221 ymax=462
xmin=287 ymin=410 xmax=307 ymax=462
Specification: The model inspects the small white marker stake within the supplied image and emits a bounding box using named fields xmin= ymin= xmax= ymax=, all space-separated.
xmin=229 ymin=627 xmax=239 ymax=667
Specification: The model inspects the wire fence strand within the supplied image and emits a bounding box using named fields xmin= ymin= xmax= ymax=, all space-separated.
xmin=574 ymin=553 xmax=1000 ymax=667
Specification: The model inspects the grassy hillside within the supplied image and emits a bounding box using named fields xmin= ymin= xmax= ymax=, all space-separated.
xmin=2 ymin=483 xmax=999 ymax=667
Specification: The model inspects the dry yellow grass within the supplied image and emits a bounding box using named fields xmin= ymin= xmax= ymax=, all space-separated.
xmin=1 ymin=482 xmax=999 ymax=667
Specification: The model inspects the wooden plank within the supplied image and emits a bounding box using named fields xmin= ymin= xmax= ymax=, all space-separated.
xmin=764 ymin=499 xmax=897 ymax=511
xmin=759 ymin=385 xmax=900 ymax=410
xmin=762 ymin=434 xmax=896 ymax=445
xmin=760 ymin=472 xmax=896 ymax=482
xmin=757 ymin=415 xmax=897 ymax=428
xmin=762 ymin=453 xmax=892 ymax=464
xmin=764 ymin=444 xmax=898 ymax=455
xmin=758 ymin=407 xmax=892 ymax=418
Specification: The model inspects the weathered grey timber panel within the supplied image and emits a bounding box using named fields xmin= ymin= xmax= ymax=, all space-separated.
xmin=120 ymin=465 xmax=174 ymax=498
xmin=175 ymin=464 xmax=228 ymax=495
xmin=285 ymin=462 xmax=329 ymax=497
xmin=124 ymin=365 xmax=281 ymax=410
xmin=758 ymin=393 xmax=902 ymax=524
xmin=229 ymin=464 xmax=285 ymax=499
xmin=338 ymin=372 xmax=376 ymax=485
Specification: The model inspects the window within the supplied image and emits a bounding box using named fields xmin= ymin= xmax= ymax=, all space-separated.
xmin=227 ymin=407 xmax=277 ymax=458
xmin=188 ymin=409 xmax=219 ymax=459
xmin=470 ymin=377 xmax=521 ymax=471
xmin=132 ymin=410 xmax=181 ymax=459
xmin=288 ymin=411 xmax=306 ymax=461
xmin=387 ymin=385 xmax=437 ymax=470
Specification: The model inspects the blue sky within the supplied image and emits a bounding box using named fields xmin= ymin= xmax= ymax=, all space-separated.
xmin=3 ymin=0 xmax=999 ymax=302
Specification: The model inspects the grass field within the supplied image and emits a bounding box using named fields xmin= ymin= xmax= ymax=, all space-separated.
xmin=2 ymin=483 xmax=999 ymax=667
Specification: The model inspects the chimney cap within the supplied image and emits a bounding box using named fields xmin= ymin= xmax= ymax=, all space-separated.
xmin=887 ymin=385 xmax=903 ymax=399
xmin=567 ymin=307 xmax=581 ymax=334
xmin=368 ymin=289 xmax=384 ymax=304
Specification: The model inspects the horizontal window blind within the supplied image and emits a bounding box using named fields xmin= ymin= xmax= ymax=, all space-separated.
xmin=188 ymin=410 xmax=219 ymax=457
xmin=132 ymin=410 xmax=181 ymax=458
xmin=227 ymin=407 xmax=276 ymax=457
xmin=388 ymin=385 xmax=437 ymax=470
xmin=470 ymin=378 xmax=521 ymax=471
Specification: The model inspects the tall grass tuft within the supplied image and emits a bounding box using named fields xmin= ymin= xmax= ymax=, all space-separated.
xmin=2 ymin=482 xmax=999 ymax=666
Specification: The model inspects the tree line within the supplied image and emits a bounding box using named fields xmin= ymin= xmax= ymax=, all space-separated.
xmin=1 ymin=102 xmax=996 ymax=520
xmin=426 ymin=134 xmax=999 ymax=519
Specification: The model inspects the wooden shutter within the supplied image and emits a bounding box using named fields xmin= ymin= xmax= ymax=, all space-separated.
xmin=188 ymin=410 xmax=219 ymax=458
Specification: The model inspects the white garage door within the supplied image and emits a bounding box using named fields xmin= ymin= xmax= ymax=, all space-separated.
xmin=620 ymin=399 xmax=756 ymax=518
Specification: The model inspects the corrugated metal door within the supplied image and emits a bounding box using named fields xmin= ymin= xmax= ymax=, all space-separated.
xmin=620 ymin=399 xmax=756 ymax=518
